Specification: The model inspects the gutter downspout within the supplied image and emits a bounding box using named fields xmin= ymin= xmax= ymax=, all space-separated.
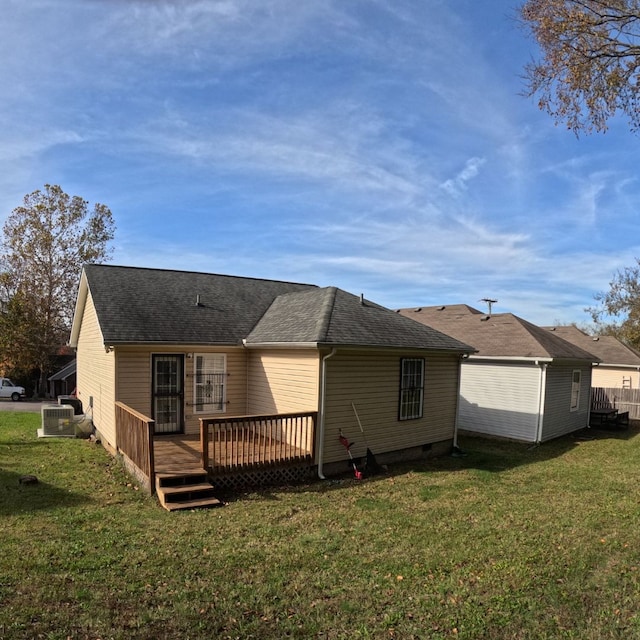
xmin=587 ymin=363 xmax=597 ymax=429
xmin=317 ymin=348 xmax=337 ymax=480
xmin=453 ymin=354 xmax=466 ymax=450
xmin=535 ymin=361 xmax=548 ymax=444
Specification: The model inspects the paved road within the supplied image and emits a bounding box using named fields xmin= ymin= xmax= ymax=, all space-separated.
xmin=0 ymin=400 xmax=47 ymax=413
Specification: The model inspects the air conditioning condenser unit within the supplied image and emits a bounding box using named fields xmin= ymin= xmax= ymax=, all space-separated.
xmin=38 ymin=404 xmax=76 ymax=438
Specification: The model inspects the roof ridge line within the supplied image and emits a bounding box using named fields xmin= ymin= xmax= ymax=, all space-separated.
xmin=84 ymin=263 xmax=317 ymax=288
xmin=315 ymin=287 xmax=338 ymax=342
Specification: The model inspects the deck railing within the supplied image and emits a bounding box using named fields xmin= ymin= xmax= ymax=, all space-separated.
xmin=115 ymin=401 xmax=156 ymax=493
xmin=200 ymin=411 xmax=317 ymax=474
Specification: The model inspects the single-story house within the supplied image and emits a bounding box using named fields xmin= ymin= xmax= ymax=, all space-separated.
xmin=545 ymin=325 xmax=640 ymax=389
xmin=69 ymin=265 xmax=474 ymax=486
xmin=397 ymin=305 xmax=599 ymax=443
xmin=47 ymin=359 xmax=76 ymax=399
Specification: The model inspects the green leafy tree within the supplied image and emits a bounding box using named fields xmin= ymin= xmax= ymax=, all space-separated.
xmin=0 ymin=184 xmax=115 ymax=393
xmin=520 ymin=0 xmax=640 ymax=133
xmin=588 ymin=259 xmax=640 ymax=348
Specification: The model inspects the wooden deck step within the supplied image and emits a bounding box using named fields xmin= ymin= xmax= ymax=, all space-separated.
xmin=155 ymin=470 xmax=223 ymax=512
xmin=156 ymin=471 xmax=209 ymax=486
xmin=159 ymin=483 xmax=217 ymax=495
xmin=162 ymin=496 xmax=224 ymax=511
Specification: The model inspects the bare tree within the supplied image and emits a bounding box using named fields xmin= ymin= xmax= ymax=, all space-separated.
xmin=520 ymin=0 xmax=640 ymax=133
xmin=0 ymin=185 xmax=115 ymax=393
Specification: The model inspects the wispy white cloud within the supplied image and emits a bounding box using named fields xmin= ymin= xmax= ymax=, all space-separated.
xmin=440 ymin=157 xmax=487 ymax=198
xmin=1 ymin=0 xmax=639 ymax=328
xmin=130 ymin=109 xmax=428 ymax=205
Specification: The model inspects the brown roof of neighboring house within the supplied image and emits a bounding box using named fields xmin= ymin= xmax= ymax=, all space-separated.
xmin=544 ymin=325 xmax=640 ymax=367
xmin=398 ymin=305 xmax=598 ymax=360
xmin=407 ymin=303 xmax=483 ymax=316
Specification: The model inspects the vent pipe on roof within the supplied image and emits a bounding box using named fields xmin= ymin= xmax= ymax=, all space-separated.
xmin=196 ymin=294 xmax=204 ymax=307
xmin=360 ymin=293 xmax=364 ymax=305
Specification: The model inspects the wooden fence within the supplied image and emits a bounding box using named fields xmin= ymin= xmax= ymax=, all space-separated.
xmin=591 ymin=387 xmax=640 ymax=421
xmin=115 ymin=401 xmax=156 ymax=494
xmin=200 ymin=411 xmax=317 ymax=475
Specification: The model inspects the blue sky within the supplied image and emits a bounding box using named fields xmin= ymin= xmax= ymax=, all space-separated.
xmin=2 ymin=0 xmax=639 ymax=326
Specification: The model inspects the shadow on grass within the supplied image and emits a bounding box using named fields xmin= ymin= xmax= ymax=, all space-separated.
xmin=219 ymin=424 xmax=640 ymax=503
xmin=0 ymin=467 xmax=92 ymax=515
xmin=585 ymin=421 xmax=640 ymax=441
xmin=426 ymin=424 xmax=640 ymax=479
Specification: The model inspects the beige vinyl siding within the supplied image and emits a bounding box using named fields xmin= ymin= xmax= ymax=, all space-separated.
xmin=542 ymin=363 xmax=591 ymax=441
xmin=247 ymin=349 xmax=319 ymax=415
xmin=592 ymin=367 xmax=640 ymax=389
xmin=116 ymin=347 xmax=248 ymax=436
xmin=115 ymin=348 xmax=153 ymax=416
xmin=459 ymin=361 xmax=541 ymax=442
xmin=75 ymin=291 xmax=116 ymax=449
xmin=322 ymin=351 xmax=459 ymax=465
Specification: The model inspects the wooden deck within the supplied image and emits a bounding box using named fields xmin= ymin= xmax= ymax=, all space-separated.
xmin=114 ymin=405 xmax=316 ymax=495
xmin=153 ymin=433 xmax=313 ymax=475
xmin=153 ymin=435 xmax=203 ymax=474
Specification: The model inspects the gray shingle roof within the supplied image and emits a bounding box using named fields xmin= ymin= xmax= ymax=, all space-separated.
xmin=80 ymin=265 xmax=474 ymax=352
xmin=83 ymin=264 xmax=316 ymax=345
xmin=545 ymin=326 xmax=640 ymax=366
xmin=246 ymin=288 xmax=475 ymax=351
xmin=48 ymin=359 xmax=76 ymax=381
xmin=398 ymin=305 xmax=598 ymax=360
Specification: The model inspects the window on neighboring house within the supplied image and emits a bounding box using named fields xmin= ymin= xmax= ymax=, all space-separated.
xmin=570 ymin=369 xmax=581 ymax=411
xmin=194 ymin=354 xmax=226 ymax=413
xmin=399 ymin=358 xmax=425 ymax=420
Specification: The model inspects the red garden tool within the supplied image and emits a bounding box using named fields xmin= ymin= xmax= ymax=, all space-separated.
xmin=339 ymin=430 xmax=362 ymax=480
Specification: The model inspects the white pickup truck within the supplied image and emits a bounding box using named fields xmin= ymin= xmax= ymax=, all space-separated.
xmin=0 ymin=377 xmax=26 ymax=401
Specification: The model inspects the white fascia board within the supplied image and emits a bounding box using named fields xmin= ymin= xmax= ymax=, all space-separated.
xmin=68 ymin=271 xmax=89 ymax=348
xmin=598 ymin=363 xmax=640 ymax=369
xmin=467 ymin=355 xmax=553 ymax=364
xmin=243 ymin=341 xmax=475 ymax=352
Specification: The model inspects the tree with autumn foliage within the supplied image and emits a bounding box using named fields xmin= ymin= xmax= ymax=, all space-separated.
xmin=520 ymin=0 xmax=640 ymax=133
xmin=0 ymin=185 xmax=115 ymax=394
xmin=588 ymin=259 xmax=640 ymax=348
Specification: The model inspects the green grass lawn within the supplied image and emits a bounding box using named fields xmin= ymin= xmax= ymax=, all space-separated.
xmin=2 ymin=412 xmax=640 ymax=639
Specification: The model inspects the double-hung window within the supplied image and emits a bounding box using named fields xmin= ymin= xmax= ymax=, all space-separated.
xmin=570 ymin=369 xmax=581 ymax=411
xmin=399 ymin=358 xmax=425 ymax=420
xmin=194 ymin=354 xmax=226 ymax=413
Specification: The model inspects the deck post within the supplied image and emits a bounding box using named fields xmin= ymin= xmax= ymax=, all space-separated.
xmin=200 ymin=419 xmax=209 ymax=471
xmin=147 ymin=420 xmax=155 ymax=491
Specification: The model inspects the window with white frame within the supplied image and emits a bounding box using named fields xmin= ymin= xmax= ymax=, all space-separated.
xmin=570 ymin=369 xmax=581 ymax=411
xmin=194 ymin=354 xmax=226 ymax=413
xmin=399 ymin=358 xmax=425 ymax=420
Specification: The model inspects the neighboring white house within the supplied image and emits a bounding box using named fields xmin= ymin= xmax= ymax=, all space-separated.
xmin=398 ymin=305 xmax=599 ymax=443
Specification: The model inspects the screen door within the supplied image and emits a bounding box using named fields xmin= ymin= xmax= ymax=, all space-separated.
xmin=152 ymin=355 xmax=184 ymax=434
